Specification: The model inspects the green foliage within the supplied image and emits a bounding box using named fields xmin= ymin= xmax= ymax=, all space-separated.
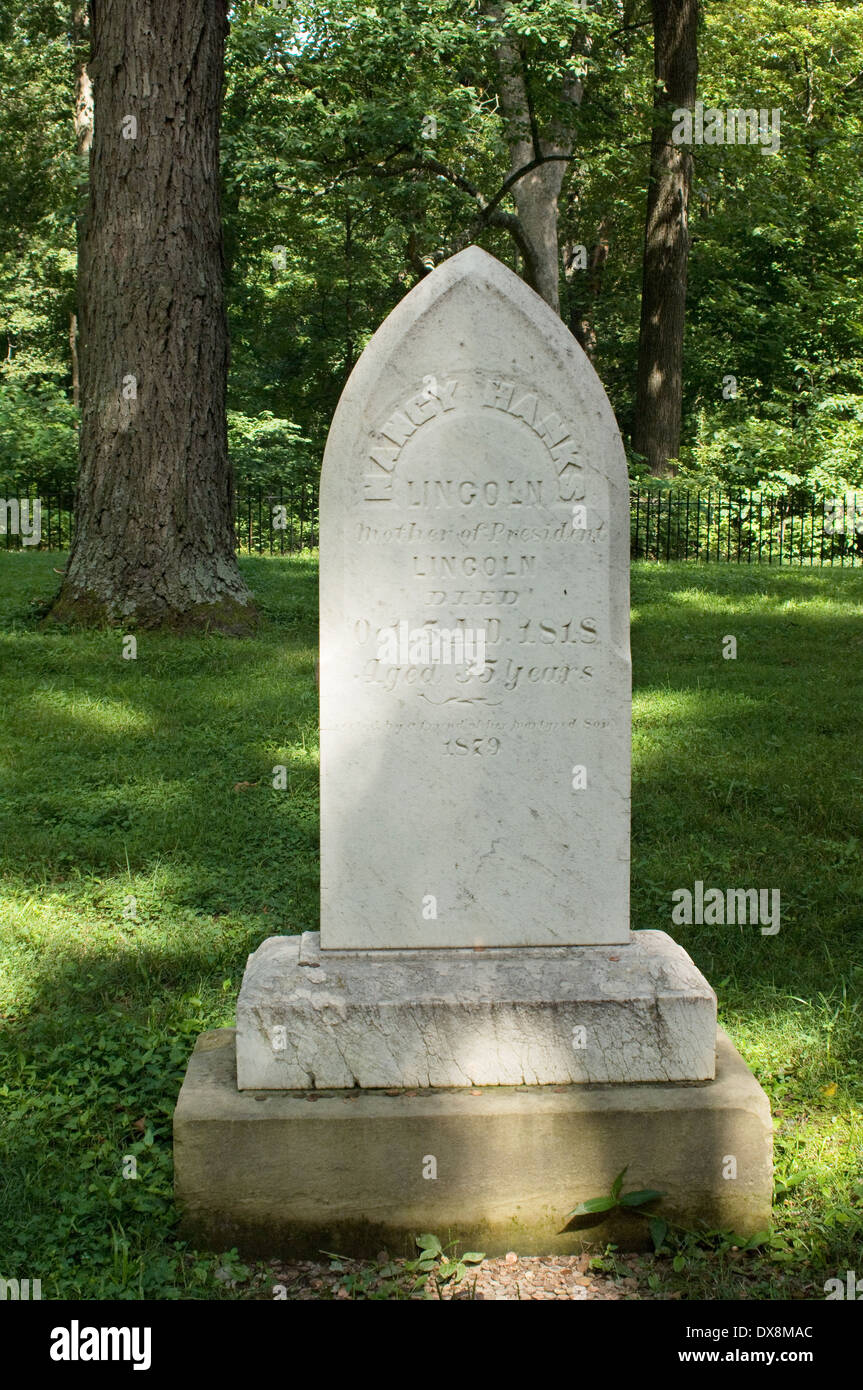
xmin=2 ymin=0 xmax=863 ymax=500
xmin=404 ymin=1233 xmax=485 ymax=1299
xmin=324 ymin=1235 xmax=485 ymax=1299
xmin=227 ymin=409 xmax=313 ymax=488
xmin=0 ymin=380 xmax=78 ymax=492
xmin=0 ymin=2 xmax=77 ymax=390
xmin=672 ymin=1 xmax=863 ymax=486
xmin=0 ymin=551 xmax=318 ymax=1298
xmin=679 ymin=375 xmax=863 ymax=495
xmin=566 ymin=1167 xmax=665 ymax=1221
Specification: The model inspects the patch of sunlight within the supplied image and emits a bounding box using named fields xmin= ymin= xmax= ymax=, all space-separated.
xmin=25 ymin=687 xmax=156 ymax=734
xmin=280 ymin=741 xmax=319 ymax=769
xmin=0 ymin=897 xmax=89 ymax=1008
xmin=661 ymin=587 xmax=860 ymax=618
xmin=633 ymin=686 xmax=759 ymax=725
xmin=773 ymin=595 xmax=863 ymax=615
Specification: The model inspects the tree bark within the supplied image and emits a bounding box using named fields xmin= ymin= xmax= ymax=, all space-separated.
xmin=69 ymin=2 xmax=92 ymax=412
xmin=633 ymin=0 xmax=698 ymax=476
xmin=481 ymin=2 xmax=584 ymax=314
xmin=69 ymin=312 xmax=80 ymax=409
xmin=50 ymin=0 xmax=256 ymax=632
xmin=566 ymin=218 xmax=610 ymax=358
xmin=71 ymin=1 xmax=93 ymax=161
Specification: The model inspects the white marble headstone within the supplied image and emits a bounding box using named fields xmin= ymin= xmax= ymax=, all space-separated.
xmin=319 ymin=247 xmax=630 ymax=949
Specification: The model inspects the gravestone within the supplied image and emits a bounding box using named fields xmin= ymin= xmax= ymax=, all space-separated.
xmin=234 ymin=248 xmax=716 ymax=1089
xmin=318 ymin=243 xmax=631 ymax=951
xmin=174 ymin=249 xmax=772 ymax=1255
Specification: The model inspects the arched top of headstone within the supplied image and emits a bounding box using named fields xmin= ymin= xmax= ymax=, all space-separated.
xmin=319 ymin=244 xmax=631 ymax=950
xmin=321 ymin=245 xmax=628 ymax=533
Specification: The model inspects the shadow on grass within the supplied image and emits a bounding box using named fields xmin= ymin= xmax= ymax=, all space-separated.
xmin=0 ymin=556 xmax=861 ymax=1288
xmin=0 ymin=554 xmax=321 ymax=925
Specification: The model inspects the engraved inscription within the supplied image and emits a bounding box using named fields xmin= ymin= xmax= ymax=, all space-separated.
xmin=319 ymin=247 xmax=630 ymax=948
xmin=364 ymin=375 xmax=587 ymax=505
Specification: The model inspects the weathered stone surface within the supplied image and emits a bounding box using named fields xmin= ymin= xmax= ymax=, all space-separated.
xmin=319 ymin=246 xmax=631 ymax=948
xmin=175 ymin=1027 xmax=772 ymax=1259
xmin=173 ymin=249 xmax=767 ymax=1257
xmin=236 ymin=929 xmax=717 ymax=1088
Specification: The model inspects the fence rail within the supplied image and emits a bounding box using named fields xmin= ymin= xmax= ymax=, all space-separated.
xmin=630 ymin=488 xmax=863 ymax=565
xmin=234 ymin=482 xmax=318 ymax=554
xmin=0 ymin=483 xmax=319 ymax=555
xmin=2 ymin=485 xmax=862 ymax=566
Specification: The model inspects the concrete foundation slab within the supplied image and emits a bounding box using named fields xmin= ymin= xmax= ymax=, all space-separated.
xmin=174 ymin=1027 xmax=772 ymax=1259
xmin=235 ymin=929 xmax=717 ymax=1088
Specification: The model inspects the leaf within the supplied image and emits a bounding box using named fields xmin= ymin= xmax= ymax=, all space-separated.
xmin=565 ymin=1194 xmax=618 ymax=1218
xmin=416 ymin=1233 xmax=442 ymax=1256
xmin=673 ymin=1254 xmax=686 ymax=1273
xmin=620 ymin=1188 xmax=665 ymax=1208
xmin=611 ymin=1166 xmax=628 ymax=1201
xmin=775 ymin=1171 xmax=808 ymax=1198
xmin=743 ymin=1230 xmax=770 ymax=1250
xmin=649 ymin=1217 xmax=668 ymax=1252
xmin=460 ymin=1252 xmax=485 ymax=1264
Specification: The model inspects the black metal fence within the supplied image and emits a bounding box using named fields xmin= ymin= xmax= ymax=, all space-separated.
xmin=0 ymin=482 xmax=319 ymax=555
xmin=3 ymin=484 xmax=862 ymax=566
xmin=234 ymin=482 xmax=318 ymax=553
xmin=630 ymin=488 xmax=863 ymax=566
xmin=0 ymin=492 xmax=76 ymax=550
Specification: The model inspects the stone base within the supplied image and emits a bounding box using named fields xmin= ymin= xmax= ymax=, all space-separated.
xmin=235 ymin=930 xmax=717 ymax=1088
xmin=174 ymin=1027 xmax=772 ymax=1259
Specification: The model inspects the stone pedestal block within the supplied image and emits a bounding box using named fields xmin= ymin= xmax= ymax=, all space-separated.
xmin=174 ymin=1027 xmax=772 ymax=1259
xmin=235 ymin=929 xmax=717 ymax=1089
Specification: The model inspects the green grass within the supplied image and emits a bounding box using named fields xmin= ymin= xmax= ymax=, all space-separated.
xmin=0 ymin=552 xmax=861 ymax=1299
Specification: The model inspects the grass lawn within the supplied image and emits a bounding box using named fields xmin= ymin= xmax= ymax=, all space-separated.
xmin=0 ymin=551 xmax=861 ymax=1300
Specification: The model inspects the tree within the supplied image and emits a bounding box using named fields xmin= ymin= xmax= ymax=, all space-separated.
xmin=69 ymin=0 xmax=92 ymax=409
xmin=633 ymin=0 xmax=698 ymax=476
xmin=49 ymin=0 xmax=256 ymax=632
xmin=6 ymin=0 xmax=862 ymax=505
xmin=0 ymin=0 xmax=79 ymax=495
xmin=479 ymin=1 xmax=587 ymax=312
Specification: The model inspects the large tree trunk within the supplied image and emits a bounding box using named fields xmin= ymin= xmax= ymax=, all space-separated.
xmin=633 ymin=0 xmax=698 ymax=476
xmin=50 ymin=0 xmax=256 ymax=632
xmin=482 ymin=2 xmax=584 ymax=314
xmin=69 ymin=1 xmax=93 ymax=411
xmin=71 ymin=1 xmax=93 ymax=159
xmin=566 ymin=217 xmax=610 ymax=358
